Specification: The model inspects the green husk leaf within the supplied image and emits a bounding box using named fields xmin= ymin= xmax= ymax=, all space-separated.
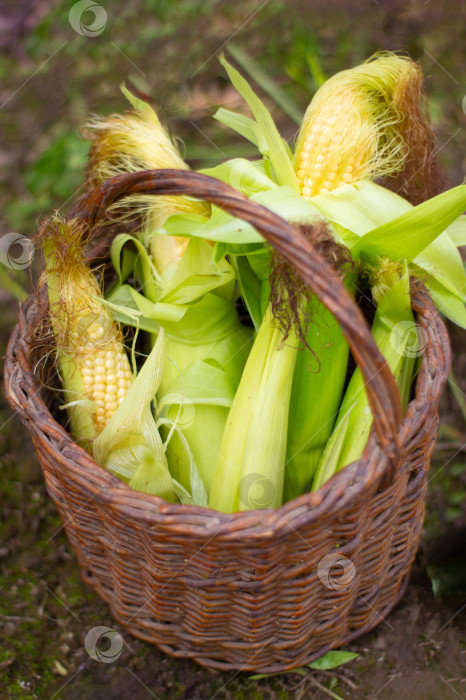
xmin=128 ymin=450 xmax=177 ymax=501
xmin=352 ymin=184 xmax=466 ymax=261
xmin=311 ymin=180 xmax=412 ymax=238
xmin=201 ymin=157 xmax=278 ymax=196
xmin=413 ymin=232 xmax=466 ymax=302
xmin=446 ymin=215 xmax=466 ymax=247
xmin=158 ymin=359 xmax=235 ymax=411
xmin=160 ymin=213 xmax=209 ymax=238
xmin=157 ymin=326 xmax=252 ymax=497
xmin=219 ymin=57 xmax=299 ymax=191
xmin=121 ymin=84 xmax=155 ymax=120
xmin=110 ymin=233 xmax=162 ymax=300
xmin=313 ymin=263 xmax=415 ymax=489
xmin=165 ymin=186 xmax=322 ymax=244
xmin=105 ymin=285 xmax=241 ymax=345
xmin=231 ymin=256 xmax=263 ymax=332
xmin=157 ymin=418 xmax=208 ymax=507
xmin=420 ymin=276 xmax=466 ymax=328
xmin=213 ymin=108 xmax=260 ymax=148
xmin=159 ymin=238 xmax=235 ymax=304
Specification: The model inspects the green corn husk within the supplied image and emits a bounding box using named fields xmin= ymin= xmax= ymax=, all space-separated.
xmin=104 ymin=234 xmax=252 ymax=501
xmin=284 ymin=274 xmax=355 ymax=501
xmin=156 ymin=324 xmax=252 ymax=495
xmin=93 ymin=328 xmax=181 ymax=502
xmin=312 ymin=261 xmax=416 ymax=489
xmin=209 ymin=306 xmax=298 ymax=513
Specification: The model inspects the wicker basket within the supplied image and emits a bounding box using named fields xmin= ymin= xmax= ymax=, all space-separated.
xmin=4 ymin=170 xmax=451 ymax=672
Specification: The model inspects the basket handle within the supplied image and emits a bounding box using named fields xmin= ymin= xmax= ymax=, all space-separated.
xmin=69 ymin=169 xmax=402 ymax=458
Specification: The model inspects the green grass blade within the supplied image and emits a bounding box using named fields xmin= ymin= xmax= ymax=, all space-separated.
xmin=448 ymin=367 xmax=466 ymax=423
xmin=0 ymin=266 xmax=29 ymax=302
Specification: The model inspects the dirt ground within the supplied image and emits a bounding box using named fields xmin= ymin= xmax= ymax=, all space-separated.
xmin=1 ymin=1 xmax=466 ymax=698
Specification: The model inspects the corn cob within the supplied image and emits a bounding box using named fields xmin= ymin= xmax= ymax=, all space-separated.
xmin=313 ymin=260 xmax=416 ymax=489
xmin=41 ymin=217 xmax=182 ymax=500
xmin=85 ymin=85 xmax=209 ymax=265
xmin=39 ymin=217 xmax=133 ymax=450
xmin=86 ymin=92 xmax=253 ymax=500
xmin=209 ymin=306 xmax=297 ymax=512
xmin=293 ymin=53 xmax=424 ymax=199
xmin=284 ymin=53 xmax=426 ymax=500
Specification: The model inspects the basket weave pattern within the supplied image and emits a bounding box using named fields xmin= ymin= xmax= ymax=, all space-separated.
xmin=4 ymin=171 xmax=451 ymax=672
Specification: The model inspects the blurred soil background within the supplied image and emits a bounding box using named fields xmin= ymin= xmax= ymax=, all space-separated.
xmin=0 ymin=0 xmax=465 ymax=698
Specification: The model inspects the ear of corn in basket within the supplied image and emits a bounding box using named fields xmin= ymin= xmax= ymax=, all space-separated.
xmin=37 ymin=216 xmax=186 ymax=501
xmin=38 ymin=216 xmax=133 ymax=448
xmin=85 ymin=85 xmax=210 ymax=224
xmin=293 ymin=52 xmax=439 ymax=203
xmin=313 ymin=259 xmax=416 ymax=489
xmin=85 ymin=93 xmax=253 ymax=499
xmin=103 ymin=233 xmax=252 ymax=501
xmin=285 ymin=54 xmax=427 ymax=498
xmin=85 ymin=85 xmax=210 ymax=269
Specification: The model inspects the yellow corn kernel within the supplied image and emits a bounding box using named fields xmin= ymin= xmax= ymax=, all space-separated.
xmin=295 ymin=95 xmax=375 ymax=197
